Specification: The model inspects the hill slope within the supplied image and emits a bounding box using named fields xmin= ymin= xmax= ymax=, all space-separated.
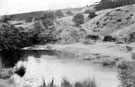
xmin=81 ymin=4 xmax=135 ymax=36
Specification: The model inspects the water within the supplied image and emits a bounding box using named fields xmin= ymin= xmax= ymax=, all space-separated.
xmin=0 ymin=50 xmax=119 ymax=87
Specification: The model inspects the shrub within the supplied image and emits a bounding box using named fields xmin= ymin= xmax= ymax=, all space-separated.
xmin=85 ymin=35 xmax=100 ymax=41
xmin=103 ymin=36 xmax=116 ymax=42
xmin=72 ymin=13 xmax=84 ymax=26
xmin=131 ymin=52 xmax=135 ymax=60
xmin=41 ymin=11 xmax=55 ymax=20
xmin=25 ymin=17 xmax=33 ymax=22
xmin=42 ymin=18 xmax=54 ymax=29
xmin=66 ymin=10 xmax=73 ymax=16
xmin=85 ymin=10 xmax=91 ymax=14
xmin=117 ymin=19 xmax=122 ymax=22
xmin=88 ymin=10 xmax=97 ymax=19
xmin=0 ymin=15 xmax=12 ymax=23
xmin=126 ymin=45 xmax=133 ymax=52
xmin=126 ymin=32 xmax=135 ymax=43
xmin=55 ymin=10 xmax=64 ymax=18
xmin=117 ymin=61 xmax=135 ymax=87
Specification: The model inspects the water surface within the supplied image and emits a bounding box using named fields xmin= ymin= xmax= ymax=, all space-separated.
xmin=0 ymin=50 xmax=119 ymax=87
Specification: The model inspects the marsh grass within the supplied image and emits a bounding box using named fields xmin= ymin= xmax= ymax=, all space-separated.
xmin=126 ymin=45 xmax=133 ymax=52
xmin=131 ymin=52 xmax=135 ymax=60
xmin=40 ymin=77 xmax=97 ymax=87
xmin=75 ymin=78 xmax=97 ymax=87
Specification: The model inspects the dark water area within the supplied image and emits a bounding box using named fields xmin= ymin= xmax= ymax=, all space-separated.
xmin=0 ymin=50 xmax=61 ymax=68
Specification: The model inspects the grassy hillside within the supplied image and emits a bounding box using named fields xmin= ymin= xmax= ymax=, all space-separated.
xmin=10 ymin=11 xmax=47 ymax=21
xmin=81 ymin=4 xmax=135 ymax=36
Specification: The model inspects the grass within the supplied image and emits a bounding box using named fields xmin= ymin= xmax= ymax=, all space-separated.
xmin=40 ymin=77 xmax=97 ymax=87
xmin=75 ymin=78 xmax=97 ymax=87
xmin=126 ymin=45 xmax=133 ymax=52
xmin=131 ymin=52 xmax=135 ymax=60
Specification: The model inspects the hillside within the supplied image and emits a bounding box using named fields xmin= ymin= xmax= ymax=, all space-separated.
xmin=81 ymin=4 xmax=135 ymax=36
xmin=10 ymin=11 xmax=47 ymax=21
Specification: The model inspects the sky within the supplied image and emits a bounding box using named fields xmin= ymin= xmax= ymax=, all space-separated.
xmin=0 ymin=0 xmax=100 ymax=15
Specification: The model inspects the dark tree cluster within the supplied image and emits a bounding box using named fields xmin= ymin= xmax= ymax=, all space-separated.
xmin=72 ymin=13 xmax=84 ymax=26
xmin=103 ymin=35 xmax=116 ymax=42
xmin=0 ymin=20 xmax=57 ymax=50
xmin=95 ymin=0 xmax=135 ymax=11
xmin=55 ymin=10 xmax=65 ymax=18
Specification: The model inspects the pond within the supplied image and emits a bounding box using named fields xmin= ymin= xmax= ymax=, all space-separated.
xmin=0 ymin=50 xmax=119 ymax=87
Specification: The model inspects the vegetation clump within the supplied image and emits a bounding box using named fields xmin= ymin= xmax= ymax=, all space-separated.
xmin=72 ymin=13 xmax=84 ymax=26
xmin=55 ymin=10 xmax=65 ymax=18
xmin=40 ymin=78 xmax=97 ymax=87
xmin=88 ymin=10 xmax=97 ymax=19
xmin=66 ymin=10 xmax=73 ymax=16
xmin=0 ymin=20 xmax=56 ymax=50
xmin=125 ymin=32 xmax=135 ymax=43
xmin=103 ymin=35 xmax=116 ymax=42
xmin=117 ymin=61 xmax=135 ymax=87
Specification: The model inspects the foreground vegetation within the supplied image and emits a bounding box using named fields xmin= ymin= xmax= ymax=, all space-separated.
xmin=0 ymin=13 xmax=57 ymax=50
xmin=41 ymin=78 xmax=97 ymax=87
xmin=117 ymin=53 xmax=135 ymax=87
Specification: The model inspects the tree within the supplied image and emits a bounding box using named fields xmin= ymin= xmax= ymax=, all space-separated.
xmin=66 ymin=10 xmax=73 ymax=16
xmin=85 ymin=9 xmax=97 ymax=19
xmin=25 ymin=17 xmax=33 ymax=22
xmin=41 ymin=11 xmax=55 ymax=20
xmin=0 ymin=15 xmax=12 ymax=23
xmin=72 ymin=13 xmax=84 ymax=26
xmin=55 ymin=10 xmax=64 ymax=18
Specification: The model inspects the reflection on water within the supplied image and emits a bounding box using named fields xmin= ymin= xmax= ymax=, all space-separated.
xmin=0 ymin=50 xmax=60 ymax=67
xmin=0 ymin=50 xmax=119 ymax=87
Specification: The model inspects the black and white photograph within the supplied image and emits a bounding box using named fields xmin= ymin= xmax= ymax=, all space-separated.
xmin=0 ymin=0 xmax=135 ymax=87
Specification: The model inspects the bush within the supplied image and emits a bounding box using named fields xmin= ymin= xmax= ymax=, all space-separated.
xmin=0 ymin=15 xmax=12 ymax=23
xmin=88 ymin=10 xmax=97 ymax=19
xmin=126 ymin=32 xmax=135 ymax=43
xmin=42 ymin=18 xmax=54 ymax=29
xmin=85 ymin=35 xmax=100 ymax=41
xmin=131 ymin=52 xmax=135 ymax=60
xmin=41 ymin=11 xmax=55 ymax=20
xmin=55 ymin=10 xmax=64 ymax=18
xmin=72 ymin=13 xmax=84 ymax=26
xmin=66 ymin=10 xmax=73 ymax=16
xmin=103 ymin=36 xmax=116 ymax=42
xmin=117 ymin=61 xmax=135 ymax=87
xmin=25 ymin=17 xmax=33 ymax=22
xmin=85 ymin=10 xmax=91 ymax=14
xmin=126 ymin=45 xmax=133 ymax=51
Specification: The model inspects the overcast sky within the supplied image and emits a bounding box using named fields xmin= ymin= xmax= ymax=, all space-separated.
xmin=0 ymin=0 xmax=100 ymax=15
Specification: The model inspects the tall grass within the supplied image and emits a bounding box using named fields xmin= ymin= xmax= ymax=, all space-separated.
xmin=75 ymin=78 xmax=97 ymax=87
xmin=40 ymin=77 xmax=97 ymax=87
